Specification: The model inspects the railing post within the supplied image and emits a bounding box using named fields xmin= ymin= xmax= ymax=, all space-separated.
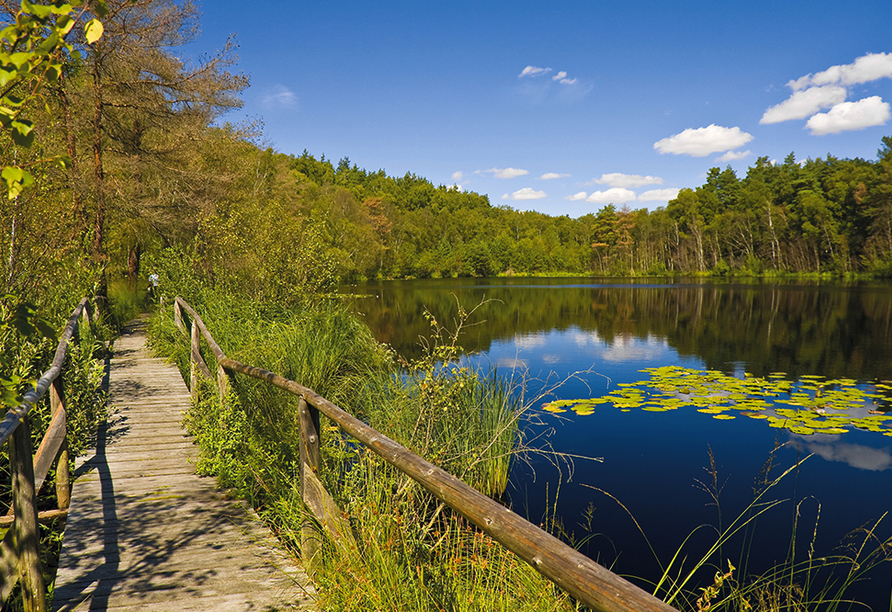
xmin=173 ymin=299 xmax=183 ymax=332
xmin=51 ymin=380 xmax=70 ymax=510
xmin=190 ymin=320 xmax=200 ymax=402
xmin=217 ymin=364 xmax=231 ymax=401
xmin=10 ymin=419 xmax=46 ymax=612
xmin=298 ymin=397 xmax=322 ymax=574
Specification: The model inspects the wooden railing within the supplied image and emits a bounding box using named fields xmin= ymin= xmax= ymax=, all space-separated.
xmin=173 ymin=296 xmax=676 ymax=612
xmin=0 ymin=298 xmax=95 ymax=612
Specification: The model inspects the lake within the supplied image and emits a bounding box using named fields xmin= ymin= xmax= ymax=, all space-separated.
xmin=341 ymin=277 xmax=892 ymax=608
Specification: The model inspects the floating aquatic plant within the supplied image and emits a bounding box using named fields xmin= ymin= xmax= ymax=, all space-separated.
xmin=542 ymin=366 xmax=892 ymax=437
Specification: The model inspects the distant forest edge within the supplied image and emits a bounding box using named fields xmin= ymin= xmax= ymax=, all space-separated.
xmin=270 ymin=140 xmax=892 ymax=282
xmin=2 ymin=0 xmax=892 ymax=310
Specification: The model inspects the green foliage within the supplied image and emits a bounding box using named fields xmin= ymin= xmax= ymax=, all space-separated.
xmin=0 ymin=293 xmax=55 ymax=407
xmin=0 ymin=0 xmax=106 ymax=198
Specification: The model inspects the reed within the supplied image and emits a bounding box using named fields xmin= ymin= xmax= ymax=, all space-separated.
xmin=148 ymin=288 xmax=569 ymax=610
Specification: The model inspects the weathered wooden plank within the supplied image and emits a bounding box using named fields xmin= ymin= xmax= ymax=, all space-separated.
xmin=52 ymin=317 xmax=316 ymax=612
xmin=302 ymin=468 xmax=356 ymax=553
xmin=31 ymin=398 xmax=66 ymax=494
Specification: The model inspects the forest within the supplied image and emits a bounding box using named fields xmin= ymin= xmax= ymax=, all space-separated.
xmin=1 ymin=1 xmax=892 ymax=316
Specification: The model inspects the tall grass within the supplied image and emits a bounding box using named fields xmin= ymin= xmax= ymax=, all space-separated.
xmin=148 ymin=287 xmax=573 ymax=610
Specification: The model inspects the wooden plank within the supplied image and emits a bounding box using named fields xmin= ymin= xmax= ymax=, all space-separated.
xmin=32 ymin=397 xmax=66 ymax=494
xmin=298 ymin=398 xmax=322 ymax=573
xmin=301 ymin=468 xmax=356 ymax=553
xmin=52 ymin=317 xmax=316 ymax=612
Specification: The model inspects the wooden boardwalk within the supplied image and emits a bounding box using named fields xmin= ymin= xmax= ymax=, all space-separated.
xmin=52 ymin=318 xmax=317 ymax=611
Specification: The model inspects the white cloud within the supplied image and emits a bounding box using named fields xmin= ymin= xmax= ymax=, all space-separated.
xmin=519 ymin=65 xmax=551 ymax=78
xmin=789 ymin=52 xmax=892 ymax=90
xmin=452 ymin=171 xmax=463 ymax=181
xmin=593 ymin=173 xmax=663 ymax=189
xmin=504 ymin=187 xmax=547 ymax=200
xmin=654 ymin=124 xmax=753 ymax=157
xmin=447 ymin=184 xmax=463 ymax=192
xmin=717 ymin=150 xmax=752 ymax=162
xmin=559 ymin=78 xmax=578 ymax=85
xmin=261 ymin=84 xmax=298 ymax=109
xmin=552 ymin=71 xmax=567 ymax=81
xmin=539 ymin=172 xmax=569 ymax=180
xmin=480 ymin=167 xmax=529 ymax=179
xmin=586 ymin=188 xmax=636 ymax=204
xmin=806 ymin=96 xmax=891 ymax=135
xmin=638 ymin=188 xmax=680 ymax=202
xmin=760 ymin=86 xmax=848 ymax=124
xmin=566 ymin=192 xmax=588 ymax=201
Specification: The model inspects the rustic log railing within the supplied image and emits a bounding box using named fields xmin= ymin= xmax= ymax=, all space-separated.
xmin=0 ymin=298 xmax=95 ymax=612
xmin=173 ymin=296 xmax=676 ymax=612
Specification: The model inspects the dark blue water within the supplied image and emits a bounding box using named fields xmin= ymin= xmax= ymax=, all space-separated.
xmin=343 ymin=278 xmax=892 ymax=609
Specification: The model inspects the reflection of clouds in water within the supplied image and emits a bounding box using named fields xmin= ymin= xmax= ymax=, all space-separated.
xmin=566 ymin=330 xmax=668 ymax=362
xmin=495 ymin=357 xmax=527 ymax=370
xmin=542 ymin=354 xmax=562 ymax=364
xmin=792 ymin=435 xmax=892 ymax=471
xmin=571 ymin=330 xmax=603 ymax=347
xmin=601 ymin=337 xmax=666 ymax=363
xmin=514 ymin=332 xmax=548 ymax=349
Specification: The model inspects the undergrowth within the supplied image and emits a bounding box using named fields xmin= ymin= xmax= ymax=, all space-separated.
xmin=148 ymin=287 xmax=581 ymax=610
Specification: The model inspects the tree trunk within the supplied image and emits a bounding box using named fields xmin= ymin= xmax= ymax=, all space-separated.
xmin=91 ymin=53 xmax=108 ymax=311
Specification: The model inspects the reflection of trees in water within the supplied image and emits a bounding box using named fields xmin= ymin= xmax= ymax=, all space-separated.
xmin=343 ymin=279 xmax=892 ymax=381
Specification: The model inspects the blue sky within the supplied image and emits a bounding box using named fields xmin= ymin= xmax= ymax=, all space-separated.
xmin=188 ymin=0 xmax=892 ymax=217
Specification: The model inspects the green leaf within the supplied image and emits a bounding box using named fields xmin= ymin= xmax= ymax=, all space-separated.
xmin=56 ymin=15 xmax=75 ymax=36
xmin=0 ymin=68 xmax=16 ymax=87
xmin=11 ymin=119 xmax=35 ymax=147
xmin=84 ymin=19 xmax=103 ymax=44
xmin=9 ymin=52 xmax=33 ymax=69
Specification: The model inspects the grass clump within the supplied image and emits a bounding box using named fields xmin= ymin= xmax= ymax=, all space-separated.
xmin=148 ymin=286 xmax=575 ymax=610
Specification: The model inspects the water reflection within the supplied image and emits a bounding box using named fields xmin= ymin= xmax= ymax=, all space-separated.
xmin=344 ymin=278 xmax=892 ymax=380
xmin=342 ymin=278 xmax=892 ymax=609
xmin=792 ymin=434 xmax=892 ymax=471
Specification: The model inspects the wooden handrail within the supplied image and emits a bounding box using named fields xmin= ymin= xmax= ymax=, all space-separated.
xmin=174 ymin=296 xmax=676 ymax=612
xmin=1 ymin=298 xmax=93 ymax=612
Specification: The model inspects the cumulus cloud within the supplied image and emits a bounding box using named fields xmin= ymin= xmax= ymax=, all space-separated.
xmin=559 ymin=77 xmax=578 ymax=85
xmin=593 ymin=173 xmax=663 ymax=189
xmin=789 ymin=52 xmax=892 ymax=91
xmin=452 ymin=171 xmax=463 ymax=181
xmin=553 ymin=71 xmax=567 ymax=81
xmin=638 ymin=188 xmax=681 ymax=202
xmin=539 ymin=172 xmax=569 ymax=180
xmin=717 ymin=150 xmax=752 ymax=162
xmin=261 ymin=84 xmax=298 ymax=109
xmin=762 ymin=54 xmax=892 ymax=133
xmin=806 ymin=96 xmax=892 ymax=135
xmin=654 ymin=124 xmax=753 ymax=157
xmin=519 ymin=65 xmax=551 ymax=78
xmin=760 ymin=85 xmax=848 ymax=124
xmin=479 ymin=167 xmax=529 ymax=179
xmin=566 ymin=192 xmax=588 ymax=201
xmin=586 ymin=188 xmax=637 ymax=204
xmin=503 ymin=187 xmax=547 ymax=200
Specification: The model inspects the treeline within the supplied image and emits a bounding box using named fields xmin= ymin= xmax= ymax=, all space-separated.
xmin=4 ymin=0 xmax=892 ymax=315
xmin=273 ymin=143 xmax=892 ymax=281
